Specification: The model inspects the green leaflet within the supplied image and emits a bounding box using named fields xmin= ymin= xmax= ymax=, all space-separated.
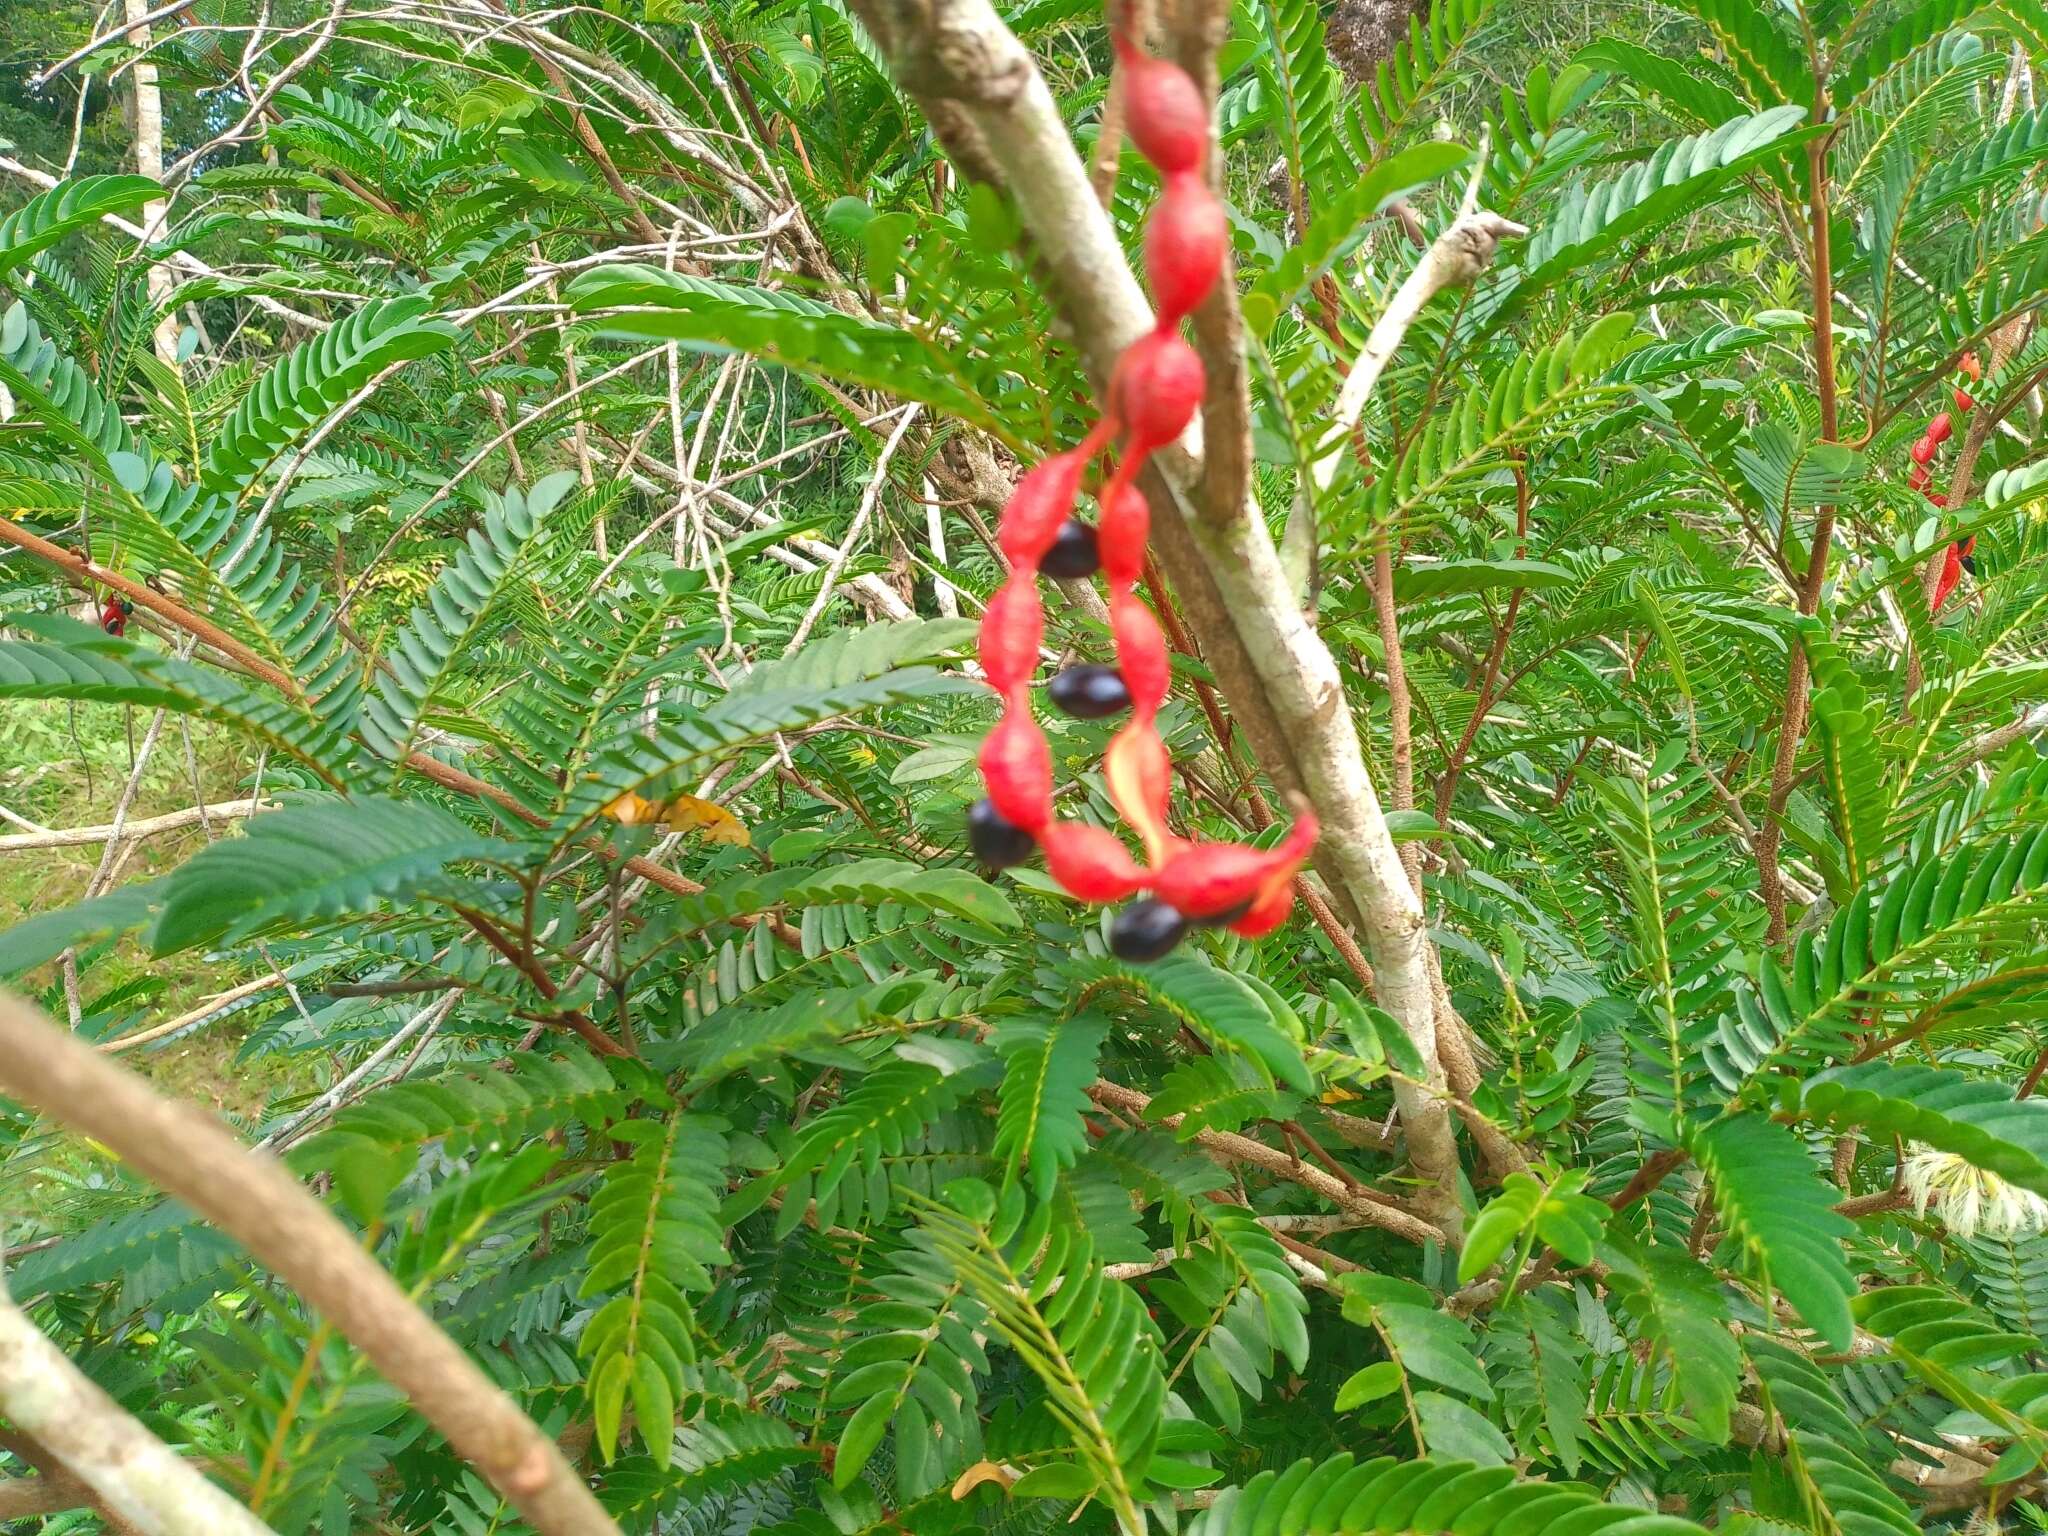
xmin=0 ymin=175 xmax=159 ymax=280
xmin=1788 ymin=1061 xmax=2048 ymax=1198
xmin=1691 ymin=1113 xmax=1856 ymax=1350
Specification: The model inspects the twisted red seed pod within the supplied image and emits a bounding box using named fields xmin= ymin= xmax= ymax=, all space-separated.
xmin=1910 ymin=436 xmax=1938 ymax=466
xmin=1041 ymin=819 xmax=1149 ymax=901
xmin=1104 ymin=724 xmax=1174 ymax=865
xmin=1152 ymin=813 xmax=1318 ymax=921
xmin=979 ymin=704 xmax=1053 ymax=831
xmin=1108 ymin=588 xmax=1169 ymax=718
xmin=1926 ymin=411 xmax=1953 ymax=445
xmin=998 ymin=449 xmax=1089 ymax=566
xmin=1145 ymin=173 xmax=1228 ymax=325
xmin=979 ymin=573 xmax=1044 ymax=695
xmin=1098 ymin=484 xmax=1150 ymax=585
xmin=1110 ymin=330 xmax=1206 ymax=455
xmin=1112 ymin=33 xmax=1206 ymax=175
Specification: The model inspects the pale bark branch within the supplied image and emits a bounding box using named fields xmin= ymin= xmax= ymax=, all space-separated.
xmin=0 ymin=1277 xmax=276 ymax=1535
xmin=0 ymin=798 xmax=272 ymax=853
xmin=0 ymin=989 xmax=622 ymax=1536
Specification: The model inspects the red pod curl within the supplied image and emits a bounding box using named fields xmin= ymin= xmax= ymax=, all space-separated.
xmin=1144 ymin=173 xmax=1227 ymax=325
xmin=1910 ymin=436 xmax=1938 ymax=466
xmin=1109 ymin=588 xmax=1169 ymax=717
xmin=1908 ymin=463 xmax=1931 ymax=491
xmin=1112 ymin=34 xmax=1207 ymax=175
xmin=1040 ymin=819 xmax=1149 ymax=902
xmin=979 ymin=704 xmax=1053 ymax=831
xmin=1927 ymin=491 xmax=1949 ymax=507
xmin=1151 ymin=812 xmax=1318 ymax=921
xmin=1227 ymin=878 xmax=1298 ymax=939
xmin=1955 ymin=387 xmax=1976 ymax=412
xmin=978 ymin=573 xmax=1043 ymax=695
xmin=1926 ymin=411 xmax=1954 ymax=445
xmin=1111 ymin=330 xmax=1205 ymax=456
xmin=1098 ymin=483 xmax=1151 ymax=586
xmin=999 ymin=449 xmax=1089 ymax=567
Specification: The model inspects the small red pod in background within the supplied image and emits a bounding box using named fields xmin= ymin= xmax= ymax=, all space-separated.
xmin=1112 ymin=35 xmax=1207 ymax=175
xmin=1955 ymin=386 xmax=1976 ymax=412
xmin=1108 ymin=589 xmax=1169 ymax=717
xmin=1144 ymin=174 xmax=1227 ymax=325
xmin=1910 ymin=436 xmax=1938 ymax=466
xmin=1908 ymin=463 xmax=1931 ymax=491
xmin=998 ymin=449 xmax=1088 ymax=567
xmin=1960 ymin=353 xmax=1983 ymax=380
xmin=1932 ymin=541 xmax=1965 ymax=612
xmin=1098 ymin=484 xmax=1150 ymax=585
xmin=978 ymin=574 xmax=1043 ymax=695
xmin=1110 ymin=330 xmax=1205 ymax=456
xmin=979 ymin=706 xmax=1053 ymax=831
xmin=99 ymin=596 xmax=132 ymax=637
xmin=1927 ymin=491 xmax=1948 ymax=507
xmin=1926 ymin=411 xmax=1953 ymax=445
xmin=1040 ymin=819 xmax=1149 ymax=901
xmin=1150 ymin=812 xmax=1319 ymax=921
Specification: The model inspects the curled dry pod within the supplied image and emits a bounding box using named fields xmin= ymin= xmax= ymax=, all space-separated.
xmin=1113 ymin=35 xmax=1206 ymax=175
xmin=967 ymin=798 xmax=1036 ymax=867
xmin=1105 ymin=723 xmax=1174 ymax=864
xmin=1910 ymin=436 xmax=1938 ymax=466
xmin=978 ymin=706 xmax=1053 ymax=831
xmin=1040 ymin=819 xmax=1148 ymax=902
xmin=1041 ymin=518 xmax=1101 ymax=580
xmin=1048 ymin=664 xmax=1131 ymax=718
xmin=998 ymin=449 xmax=1088 ymax=566
xmin=1927 ymin=411 xmax=1954 ymax=445
xmin=1150 ymin=812 xmax=1319 ymax=922
xmin=1098 ymin=483 xmax=1150 ymax=586
xmin=1109 ymin=898 xmax=1189 ymax=962
xmin=1111 ymin=330 xmax=1205 ymax=455
xmin=978 ymin=573 xmax=1043 ymax=695
xmin=1144 ymin=173 xmax=1227 ymax=324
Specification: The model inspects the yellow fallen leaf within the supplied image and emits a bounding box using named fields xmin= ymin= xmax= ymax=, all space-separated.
xmin=663 ymin=794 xmax=751 ymax=847
xmin=1319 ymin=1085 xmax=1364 ymax=1105
xmin=951 ymin=1461 xmax=1019 ymax=1499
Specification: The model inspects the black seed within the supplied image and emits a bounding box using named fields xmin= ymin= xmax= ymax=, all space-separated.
xmin=1109 ymin=898 xmax=1189 ymax=962
xmin=967 ymin=798 xmax=1035 ymax=868
xmin=1040 ymin=518 xmax=1101 ymax=579
xmin=1048 ymin=664 xmax=1131 ymax=719
xmin=1190 ymin=896 xmax=1254 ymax=929
xmin=1960 ymin=548 xmax=1978 ymax=576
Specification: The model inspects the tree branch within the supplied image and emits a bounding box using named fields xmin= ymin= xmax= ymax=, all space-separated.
xmin=0 ymin=989 xmax=623 ymax=1536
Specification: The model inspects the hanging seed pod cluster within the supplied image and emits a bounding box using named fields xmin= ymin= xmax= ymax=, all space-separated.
xmin=1909 ymin=352 xmax=1982 ymax=612
xmin=966 ymin=29 xmax=1318 ymax=964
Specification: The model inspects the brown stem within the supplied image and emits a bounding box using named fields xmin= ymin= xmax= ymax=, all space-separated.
xmin=1371 ymin=530 xmax=1418 ymax=891
xmin=1756 ymin=128 xmax=1840 ymax=946
xmin=1434 ymin=460 xmax=1531 ymax=823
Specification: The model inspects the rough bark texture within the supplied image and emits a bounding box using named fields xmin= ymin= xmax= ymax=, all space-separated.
xmin=123 ymin=0 xmax=181 ymax=366
xmin=1327 ymin=0 xmax=1429 ymax=85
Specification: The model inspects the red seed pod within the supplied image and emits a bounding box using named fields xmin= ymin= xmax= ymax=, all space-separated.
xmin=1908 ymin=463 xmax=1931 ymax=491
xmin=1933 ymin=542 xmax=1965 ymax=612
xmin=1104 ymin=724 xmax=1174 ymax=865
xmin=999 ymin=449 xmax=1088 ymax=567
xmin=1113 ymin=34 xmax=1206 ymax=176
xmin=1144 ymin=173 xmax=1227 ymax=325
xmin=1227 ymin=877 xmax=1298 ymax=939
xmin=1910 ymin=436 xmax=1938 ymax=466
xmin=1926 ymin=411 xmax=1954 ymax=445
xmin=1960 ymin=353 xmax=1983 ymax=380
xmin=1959 ymin=534 xmax=1975 ymax=555
xmin=1111 ymin=329 xmax=1205 ymax=456
xmin=1098 ymin=483 xmax=1150 ymax=586
xmin=1927 ymin=491 xmax=1949 ymax=508
xmin=1151 ymin=812 xmax=1318 ymax=921
xmin=1109 ymin=589 xmax=1169 ymax=717
xmin=1955 ymin=387 xmax=1976 ymax=412
xmin=979 ymin=705 xmax=1053 ymax=831
xmin=1040 ymin=818 xmax=1148 ymax=902
xmin=978 ymin=573 xmax=1043 ymax=695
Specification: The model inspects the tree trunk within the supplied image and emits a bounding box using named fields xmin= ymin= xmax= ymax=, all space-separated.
xmin=124 ymin=0 xmax=181 ymax=367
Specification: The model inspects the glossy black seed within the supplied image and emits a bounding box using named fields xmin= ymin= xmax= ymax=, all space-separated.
xmin=1960 ymin=548 xmax=1978 ymax=576
xmin=1040 ymin=518 xmax=1101 ymax=579
xmin=1048 ymin=664 xmax=1131 ymax=719
xmin=967 ymin=798 xmax=1035 ymax=868
xmin=1190 ymin=896 xmax=1254 ymax=929
xmin=1109 ymin=898 xmax=1189 ymax=962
